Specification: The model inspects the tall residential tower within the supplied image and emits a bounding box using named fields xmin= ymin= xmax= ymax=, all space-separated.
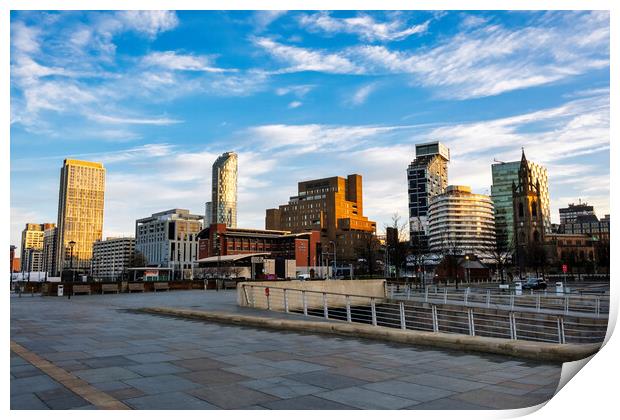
xmin=55 ymin=159 xmax=106 ymax=274
xmin=205 ymin=152 xmax=238 ymax=228
xmin=407 ymin=142 xmax=450 ymax=251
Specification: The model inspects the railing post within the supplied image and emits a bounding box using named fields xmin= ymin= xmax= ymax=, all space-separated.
xmin=564 ymin=296 xmax=569 ymax=315
xmin=468 ymin=308 xmax=475 ymax=336
xmin=371 ymin=298 xmax=377 ymax=326
xmin=407 ymin=285 xmax=411 ymax=299
xmin=510 ymin=293 xmax=514 ymax=310
xmin=432 ymin=305 xmax=439 ymax=332
xmin=443 ymin=288 xmax=447 ymax=304
xmin=509 ymin=313 xmax=516 ymax=340
xmin=346 ymin=295 xmax=352 ymax=323
xmin=536 ymin=295 xmax=541 ymax=313
xmin=557 ymin=317 xmax=566 ymax=344
xmin=283 ymin=289 xmax=289 ymax=313
xmin=425 ymin=287 xmax=429 ymax=303
xmin=464 ymin=289 xmax=469 ymax=306
xmin=302 ymin=291 xmax=308 ymax=316
xmin=596 ymin=297 xmax=600 ymax=317
xmin=267 ymin=293 xmax=271 ymax=311
xmin=399 ymin=302 xmax=406 ymax=330
xmin=486 ymin=290 xmax=490 ymax=308
xmin=390 ymin=284 xmax=394 ymax=299
xmin=323 ymin=293 xmax=329 ymax=319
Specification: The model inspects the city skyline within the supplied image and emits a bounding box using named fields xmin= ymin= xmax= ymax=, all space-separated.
xmin=10 ymin=11 xmax=610 ymax=251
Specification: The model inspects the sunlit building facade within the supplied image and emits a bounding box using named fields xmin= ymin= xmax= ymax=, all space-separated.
xmin=428 ymin=185 xmax=496 ymax=254
xmin=92 ymin=237 xmax=135 ymax=281
xmin=206 ymin=152 xmax=238 ymax=228
xmin=265 ymin=174 xmax=376 ymax=261
xmin=20 ymin=223 xmax=55 ymax=272
xmin=407 ymin=142 xmax=450 ymax=251
xmin=491 ymin=154 xmax=550 ymax=250
xmin=55 ymin=159 xmax=106 ymax=274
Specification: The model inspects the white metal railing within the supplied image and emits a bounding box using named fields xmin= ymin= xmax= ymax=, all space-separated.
xmin=389 ymin=285 xmax=609 ymax=317
xmin=240 ymin=284 xmax=607 ymax=345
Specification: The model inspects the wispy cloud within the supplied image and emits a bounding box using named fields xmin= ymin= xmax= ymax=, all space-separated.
xmin=142 ymin=51 xmax=233 ymax=73
xmin=87 ymin=113 xmax=183 ymax=125
xmin=288 ymin=101 xmax=302 ymax=109
xmin=299 ymin=12 xmax=429 ymax=42
xmin=348 ymin=82 xmax=378 ymax=106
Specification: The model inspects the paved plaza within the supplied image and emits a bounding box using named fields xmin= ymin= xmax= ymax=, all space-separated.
xmin=11 ymin=290 xmax=563 ymax=410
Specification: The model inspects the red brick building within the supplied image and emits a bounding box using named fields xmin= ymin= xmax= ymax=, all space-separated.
xmin=197 ymin=224 xmax=321 ymax=268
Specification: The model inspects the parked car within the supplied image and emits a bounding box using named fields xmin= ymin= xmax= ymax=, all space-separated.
xmin=521 ymin=278 xmax=547 ymax=290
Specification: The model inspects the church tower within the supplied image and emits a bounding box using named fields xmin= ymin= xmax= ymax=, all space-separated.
xmin=512 ymin=149 xmax=546 ymax=272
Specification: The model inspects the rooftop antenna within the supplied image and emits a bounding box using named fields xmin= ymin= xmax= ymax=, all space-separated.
xmin=493 ymin=158 xmax=506 ymax=164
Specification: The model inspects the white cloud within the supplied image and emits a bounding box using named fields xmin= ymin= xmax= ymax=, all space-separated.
xmin=348 ymin=82 xmax=378 ymax=106
xmin=254 ymin=37 xmax=362 ymax=74
xmin=142 ymin=51 xmax=232 ymax=73
xmin=87 ymin=113 xmax=183 ymax=125
xmin=116 ymin=11 xmax=179 ymax=38
xmin=299 ymin=12 xmax=429 ymax=42
xmin=252 ymin=10 xmax=287 ymax=31
xmin=275 ymin=84 xmax=315 ymax=97
xmin=288 ymin=101 xmax=302 ymax=109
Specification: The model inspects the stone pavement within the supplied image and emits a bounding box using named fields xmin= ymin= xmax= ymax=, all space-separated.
xmin=11 ymin=290 xmax=563 ymax=410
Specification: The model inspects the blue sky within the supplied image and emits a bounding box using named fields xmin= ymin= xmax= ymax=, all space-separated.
xmin=10 ymin=10 xmax=610 ymax=250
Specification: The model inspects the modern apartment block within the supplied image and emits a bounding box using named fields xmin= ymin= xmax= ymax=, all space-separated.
xmin=205 ymin=152 xmax=238 ymax=228
xmin=20 ymin=223 xmax=55 ymax=272
xmin=135 ymin=209 xmax=203 ymax=273
xmin=407 ymin=142 xmax=450 ymax=251
xmin=491 ymin=151 xmax=550 ymax=250
xmin=559 ymin=201 xmax=596 ymax=225
xmin=55 ymin=159 xmax=106 ymax=274
xmin=42 ymin=226 xmax=57 ymax=275
xmin=428 ymin=185 xmax=496 ymax=254
xmin=92 ymin=237 xmax=136 ymax=281
xmin=265 ymin=174 xmax=376 ymax=261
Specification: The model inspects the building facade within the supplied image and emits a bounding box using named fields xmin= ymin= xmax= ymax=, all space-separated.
xmin=206 ymin=152 xmax=238 ymax=228
xmin=135 ymin=209 xmax=203 ymax=274
xmin=20 ymin=223 xmax=55 ymax=272
xmin=42 ymin=226 xmax=57 ymax=275
xmin=197 ymin=224 xmax=321 ymax=270
xmin=407 ymin=142 xmax=450 ymax=250
xmin=265 ymin=174 xmax=376 ymax=261
xmin=491 ymin=151 xmax=550 ymax=250
xmin=559 ymin=202 xmax=595 ymax=225
xmin=91 ymin=237 xmax=136 ymax=281
xmin=427 ymin=185 xmax=496 ymax=254
xmin=55 ymin=159 xmax=106 ymax=275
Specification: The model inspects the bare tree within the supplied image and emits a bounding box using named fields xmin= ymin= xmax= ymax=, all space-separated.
xmin=481 ymin=238 xmax=514 ymax=284
xmin=384 ymin=213 xmax=409 ymax=279
xmin=440 ymin=231 xmax=462 ymax=289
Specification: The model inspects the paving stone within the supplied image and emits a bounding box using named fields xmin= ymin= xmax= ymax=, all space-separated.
xmin=93 ymin=381 xmax=133 ymax=392
xmin=189 ymin=384 xmax=278 ymax=409
xmin=260 ymin=395 xmax=358 ymax=410
xmin=125 ymin=392 xmax=218 ymax=409
xmin=73 ymin=366 xmax=141 ymax=383
xmin=107 ymin=387 xmax=146 ymax=400
xmin=363 ymin=380 xmax=456 ymax=402
xmin=328 ymin=366 xmax=400 ymax=382
xmin=126 ymin=362 xmax=189 ymax=376
xmin=11 ymin=393 xmax=49 ymax=410
xmin=253 ymin=351 xmax=299 ymax=361
xmin=285 ymin=370 xmax=367 ymax=390
xmin=11 ymin=363 xmax=42 ymax=378
xmin=81 ymin=356 xmax=139 ymax=369
xmin=125 ymin=352 xmax=180 ymax=363
xmin=11 ymin=375 xmax=62 ymax=396
xmin=124 ymin=374 xmax=202 ymax=394
xmin=316 ymin=386 xmax=418 ymax=409
xmin=222 ymin=363 xmax=292 ymax=379
xmin=451 ymin=389 xmax=549 ymax=409
xmin=266 ymin=360 xmax=330 ymax=373
xmin=409 ymin=397 xmax=490 ymax=410
xmin=179 ymin=369 xmax=248 ymax=386
xmin=401 ymin=373 xmax=487 ymax=392
xmin=241 ymin=377 xmax=327 ymax=399
xmin=172 ymin=357 xmax=230 ymax=371
xmin=43 ymin=394 xmax=91 ymax=409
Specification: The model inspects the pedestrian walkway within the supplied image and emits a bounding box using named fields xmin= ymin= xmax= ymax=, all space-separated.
xmin=11 ymin=291 xmax=563 ymax=410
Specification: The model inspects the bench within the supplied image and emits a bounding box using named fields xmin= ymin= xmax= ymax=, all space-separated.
xmin=128 ymin=283 xmax=145 ymax=293
xmin=72 ymin=285 xmax=91 ymax=295
xmin=154 ymin=282 xmax=169 ymax=292
xmin=101 ymin=284 xmax=119 ymax=294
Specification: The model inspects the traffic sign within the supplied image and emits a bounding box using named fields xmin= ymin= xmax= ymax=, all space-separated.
xmin=562 ymin=264 xmax=568 ymax=273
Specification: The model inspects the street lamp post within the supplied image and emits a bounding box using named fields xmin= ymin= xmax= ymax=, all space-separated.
xmin=68 ymin=240 xmax=76 ymax=283
xmin=465 ymin=255 xmax=470 ymax=285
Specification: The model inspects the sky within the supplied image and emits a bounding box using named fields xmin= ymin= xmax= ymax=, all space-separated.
xmin=10 ymin=10 xmax=610 ymax=252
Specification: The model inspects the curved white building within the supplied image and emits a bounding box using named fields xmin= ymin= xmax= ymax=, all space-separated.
xmin=206 ymin=152 xmax=238 ymax=228
xmin=428 ymin=185 xmax=496 ymax=254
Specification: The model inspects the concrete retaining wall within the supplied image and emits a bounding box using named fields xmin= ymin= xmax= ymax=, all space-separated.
xmin=237 ymin=280 xmax=386 ymax=311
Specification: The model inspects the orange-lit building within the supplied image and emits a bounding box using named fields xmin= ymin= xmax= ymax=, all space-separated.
xmin=265 ymin=174 xmax=376 ymax=261
xmin=197 ymin=224 xmax=320 ymax=269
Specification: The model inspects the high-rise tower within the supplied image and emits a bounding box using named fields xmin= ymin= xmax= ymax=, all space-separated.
xmin=55 ymin=159 xmax=106 ymax=274
xmin=407 ymin=142 xmax=450 ymax=251
xmin=206 ymin=152 xmax=238 ymax=228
